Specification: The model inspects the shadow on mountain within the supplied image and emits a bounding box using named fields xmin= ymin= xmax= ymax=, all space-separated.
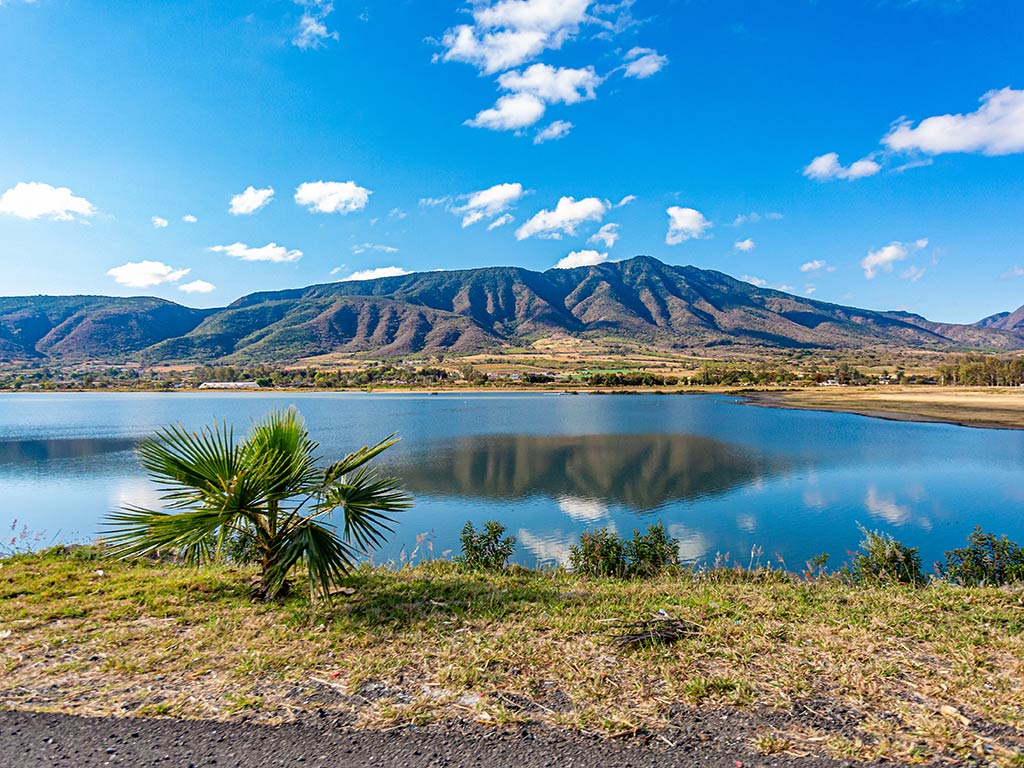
xmin=393 ymin=433 xmax=781 ymax=511
xmin=0 ymin=437 xmax=138 ymax=466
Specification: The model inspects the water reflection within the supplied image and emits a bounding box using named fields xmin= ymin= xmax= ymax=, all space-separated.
xmin=395 ymin=432 xmax=781 ymax=511
xmin=0 ymin=437 xmax=138 ymax=466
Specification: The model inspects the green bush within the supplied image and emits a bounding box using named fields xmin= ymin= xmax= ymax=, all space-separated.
xmin=570 ymin=528 xmax=628 ymax=577
xmin=625 ymin=522 xmax=679 ymax=577
xmin=570 ymin=523 xmax=679 ymax=578
xmin=942 ymin=527 xmax=1024 ymax=586
xmin=458 ymin=520 xmax=516 ymax=571
xmin=850 ymin=526 xmax=924 ymax=586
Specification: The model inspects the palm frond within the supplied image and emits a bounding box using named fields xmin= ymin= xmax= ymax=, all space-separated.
xmin=323 ymin=434 xmax=401 ymax=482
xmin=267 ymin=517 xmax=354 ymax=597
xmin=102 ymin=505 xmax=232 ymax=563
xmin=319 ymin=465 xmax=413 ymax=552
xmin=242 ymin=407 xmax=321 ymax=501
xmin=137 ymin=421 xmax=240 ymax=507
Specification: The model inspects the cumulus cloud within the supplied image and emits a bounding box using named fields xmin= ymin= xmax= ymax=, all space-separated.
xmin=439 ymin=0 xmax=593 ymax=74
xmin=107 ymin=261 xmax=190 ymax=288
xmin=488 ymin=213 xmax=515 ymax=229
xmin=351 ymin=243 xmax=399 ymax=254
xmin=453 ymin=182 xmax=526 ymax=227
xmin=499 ymin=63 xmax=601 ymax=105
xmin=293 ymin=0 xmax=339 ymax=49
xmin=0 ymin=181 xmax=96 ymax=221
xmin=553 ymin=249 xmax=607 ymax=269
xmin=665 ymin=206 xmax=712 ymax=245
xmin=883 ymin=87 xmax=1024 ymax=156
xmin=622 ymin=46 xmax=668 ymax=79
xmin=229 ymin=185 xmax=274 ymax=215
xmin=182 ymin=214 xmax=198 ymax=223
xmin=466 ymin=92 xmax=546 ymax=130
xmin=803 ymin=152 xmax=881 ymax=181
xmin=861 ymin=238 xmax=928 ymax=279
xmin=734 ymin=238 xmax=755 ymax=252
xmin=800 ymin=259 xmax=827 ymax=272
xmin=534 ymin=120 xmax=573 ymax=143
xmin=209 ymin=242 xmax=303 ymax=263
xmin=741 ymin=274 xmax=767 ymax=287
xmin=295 ymin=180 xmax=371 ymax=214
xmin=178 ymin=280 xmax=216 ymax=294
xmin=588 ymin=222 xmax=619 ymax=248
xmin=515 ymin=195 xmax=608 ymax=240
xmin=341 ymin=266 xmax=411 ymax=281
xmin=151 ymin=216 xmax=169 ymax=229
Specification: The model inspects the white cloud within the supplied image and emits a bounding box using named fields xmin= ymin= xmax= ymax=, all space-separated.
xmin=295 ymin=180 xmax=372 ymax=214
xmin=209 ymin=242 xmax=303 ymax=263
xmin=466 ymin=92 xmax=547 ymax=130
xmin=107 ymin=261 xmax=190 ymax=288
xmin=1000 ymin=265 xmax=1024 ymax=279
xmin=453 ymin=182 xmax=526 ymax=227
xmin=861 ymin=238 xmax=928 ymax=279
xmin=488 ymin=213 xmax=515 ymax=229
xmin=534 ymin=120 xmax=573 ymax=143
xmin=0 ymin=181 xmax=96 ymax=221
xmin=588 ymin=222 xmax=619 ymax=248
xmin=734 ymin=238 xmax=755 ymax=252
xmin=804 ymin=285 xmax=817 ymax=295
xmin=151 ymin=216 xmax=169 ymax=229
xmin=498 ymin=63 xmax=601 ymax=104
xmin=741 ymin=274 xmax=767 ymax=287
xmin=178 ymin=280 xmax=216 ymax=294
xmin=439 ymin=0 xmax=593 ymax=75
xmin=901 ymin=265 xmax=927 ymax=282
xmin=293 ymin=0 xmax=339 ymax=49
xmin=733 ymin=211 xmax=784 ymax=226
xmin=182 ymin=214 xmax=198 ymax=223
xmin=351 ymin=243 xmax=399 ymax=254
xmin=803 ymin=152 xmax=881 ymax=181
xmin=615 ymin=194 xmax=636 ymax=207
xmin=515 ymin=195 xmax=608 ymax=240
xmin=665 ymin=206 xmax=712 ymax=245
xmin=622 ymin=46 xmax=668 ymax=79
xmin=341 ymin=266 xmax=411 ymax=282
xmin=800 ymin=259 xmax=827 ymax=272
xmin=553 ymin=249 xmax=608 ymax=269
xmin=883 ymin=87 xmax=1024 ymax=156
xmin=389 ymin=207 xmax=408 ymax=219
xmin=420 ymin=196 xmax=451 ymax=207
xmin=229 ymin=185 xmax=274 ymax=215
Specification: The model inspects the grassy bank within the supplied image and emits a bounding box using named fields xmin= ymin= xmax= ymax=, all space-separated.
xmin=1 ymin=549 xmax=1022 ymax=765
xmin=743 ymin=386 xmax=1024 ymax=430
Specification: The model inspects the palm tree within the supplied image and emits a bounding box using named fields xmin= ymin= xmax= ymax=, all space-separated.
xmin=103 ymin=407 xmax=412 ymax=600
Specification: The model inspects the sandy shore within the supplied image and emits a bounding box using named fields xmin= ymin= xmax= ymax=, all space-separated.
xmin=742 ymin=386 xmax=1024 ymax=430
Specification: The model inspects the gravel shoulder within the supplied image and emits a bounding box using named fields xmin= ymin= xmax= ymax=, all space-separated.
xmin=0 ymin=709 xmax=872 ymax=768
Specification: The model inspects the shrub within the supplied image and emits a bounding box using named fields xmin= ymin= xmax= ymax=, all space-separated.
xmin=626 ymin=522 xmax=679 ymax=577
xmin=942 ymin=527 xmax=1024 ymax=586
xmin=570 ymin=523 xmax=679 ymax=578
xmin=458 ymin=520 xmax=516 ymax=571
xmin=850 ymin=526 xmax=924 ymax=586
xmin=570 ymin=528 xmax=628 ymax=578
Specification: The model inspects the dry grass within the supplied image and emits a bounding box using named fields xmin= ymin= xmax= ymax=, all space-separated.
xmin=1 ymin=550 xmax=1022 ymax=765
xmin=747 ymin=386 xmax=1024 ymax=430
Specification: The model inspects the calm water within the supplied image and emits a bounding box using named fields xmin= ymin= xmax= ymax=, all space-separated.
xmin=1 ymin=392 xmax=1022 ymax=571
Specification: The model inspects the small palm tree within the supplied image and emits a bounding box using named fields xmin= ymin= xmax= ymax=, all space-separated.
xmin=103 ymin=407 xmax=411 ymax=600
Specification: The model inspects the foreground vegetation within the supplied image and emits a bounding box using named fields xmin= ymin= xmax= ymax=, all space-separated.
xmin=1 ymin=546 xmax=1022 ymax=765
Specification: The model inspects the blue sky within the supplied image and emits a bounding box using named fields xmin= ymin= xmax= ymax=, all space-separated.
xmin=0 ymin=0 xmax=1022 ymax=324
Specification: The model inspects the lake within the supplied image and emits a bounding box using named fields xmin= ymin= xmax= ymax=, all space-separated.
xmin=1 ymin=391 xmax=1021 ymax=572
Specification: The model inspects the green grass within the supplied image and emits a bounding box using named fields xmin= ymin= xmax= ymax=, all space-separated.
xmin=1 ymin=548 xmax=1022 ymax=765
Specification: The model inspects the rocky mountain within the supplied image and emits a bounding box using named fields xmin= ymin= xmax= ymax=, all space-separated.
xmin=975 ymin=304 xmax=1024 ymax=334
xmin=2 ymin=256 xmax=1022 ymax=363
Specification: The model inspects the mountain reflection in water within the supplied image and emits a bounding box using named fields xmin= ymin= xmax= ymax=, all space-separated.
xmin=393 ymin=432 xmax=780 ymax=511
xmin=0 ymin=437 xmax=138 ymax=467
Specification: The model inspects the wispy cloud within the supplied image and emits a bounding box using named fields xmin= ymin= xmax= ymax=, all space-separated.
xmin=209 ymin=242 xmax=303 ymax=263
xmin=453 ymin=182 xmax=526 ymax=227
xmin=351 ymin=243 xmax=398 ymax=254
xmin=293 ymin=0 xmax=339 ymax=49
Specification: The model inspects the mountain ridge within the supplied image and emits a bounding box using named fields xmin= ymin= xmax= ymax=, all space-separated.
xmin=1 ymin=256 xmax=1021 ymax=363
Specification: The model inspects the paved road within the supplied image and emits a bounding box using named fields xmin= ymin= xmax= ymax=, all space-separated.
xmin=0 ymin=709 xmax=865 ymax=767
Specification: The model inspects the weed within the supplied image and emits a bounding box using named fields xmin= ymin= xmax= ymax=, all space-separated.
xmin=941 ymin=527 xmax=1024 ymax=586
xmin=458 ymin=521 xmax=516 ymax=571
xmin=850 ymin=525 xmax=924 ymax=586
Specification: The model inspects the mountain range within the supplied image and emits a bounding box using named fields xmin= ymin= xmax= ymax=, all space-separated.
xmin=2 ymin=256 xmax=1022 ymax=364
